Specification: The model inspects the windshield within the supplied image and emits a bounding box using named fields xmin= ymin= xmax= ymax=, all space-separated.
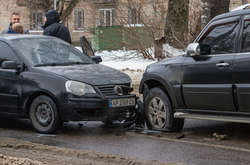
xmin=11 ymin=37 xmax=93 ymax=66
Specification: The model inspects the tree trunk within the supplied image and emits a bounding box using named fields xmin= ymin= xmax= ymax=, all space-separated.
xmin=209 ymin=0 xmax=230 ymax=19
xmin=61 ymin=0 xmax=80 ymax=23
xmin=154 ymin=37 xmax=165 ymax=59
xmin=201 ymin=0 xmax=230 ymax=23
xmin=164 ymin=0 xmax=189 ymax=49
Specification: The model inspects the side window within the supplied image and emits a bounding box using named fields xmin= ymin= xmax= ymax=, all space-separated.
xmin=241 ymin=20 xmax=250 ymax=52
xmin=0 ymin=41 xmax=18 ymax=63
xmin=199 ymin=21 xmax=239 ymax=55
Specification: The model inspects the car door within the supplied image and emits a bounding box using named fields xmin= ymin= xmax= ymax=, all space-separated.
xmin=80 ymin=36 xmax=95 ymax=57
xmin=182 ymin=16 xmax=240 ymax=111
xmin=0 ymin=41 xmax=21 ymax=114
xmin=233 ymin=15 xmax=250 ymax=113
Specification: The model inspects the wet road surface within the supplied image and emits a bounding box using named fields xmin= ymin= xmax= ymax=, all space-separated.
xmin=0 ymin=118 xmax=250 ymax=165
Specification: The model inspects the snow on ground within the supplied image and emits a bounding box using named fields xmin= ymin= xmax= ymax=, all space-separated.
xmin=95 ymin=50 xmax=155 ymax=70
xmin=77 ymin=44 xmax=184 ymax=71
xmin=76 ymin=45 xmax=184 ymax=85
xmin=231 ymin=4 xmax=250 ymax=11
xmin=163 ymin=44 xmax=185 ymax=57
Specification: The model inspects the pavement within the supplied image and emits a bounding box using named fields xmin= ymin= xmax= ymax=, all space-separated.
xmin=1 ymin=71 xmax=250 ymax=165
xmin=1 ymin=118 xmax=250 ymax=165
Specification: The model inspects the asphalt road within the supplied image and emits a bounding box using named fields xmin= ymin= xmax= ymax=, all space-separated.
xmin=0 ymin=118 xmax=250 ymax=165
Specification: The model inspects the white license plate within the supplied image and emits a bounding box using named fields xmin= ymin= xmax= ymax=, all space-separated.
xmin=109 ymin=98 xmax=135 ymax=108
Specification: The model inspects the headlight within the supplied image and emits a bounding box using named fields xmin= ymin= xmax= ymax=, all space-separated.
xmin=65 ymin=81 xmax=96 ymax=96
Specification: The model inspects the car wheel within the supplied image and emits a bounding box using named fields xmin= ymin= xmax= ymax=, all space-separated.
xmin=102 ymin=120 xmax=114 ymax=127
xmin=29 ymin=95 xmax=61 ymax=134
xmin=144 ymin=87 xmax=184 ymax=132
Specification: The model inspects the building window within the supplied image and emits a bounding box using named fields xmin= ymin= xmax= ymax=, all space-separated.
xmin=128 ymin=8 xmax=141 ymax=25
xmin=30 ymin=12 xmax=43 ymax=31
xmin=74 ymin=9 xmax=84 ymax=31
xmin=99 ymin=9 xmax=113 ymax=26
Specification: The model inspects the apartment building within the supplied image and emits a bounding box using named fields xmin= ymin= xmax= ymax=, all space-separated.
xmin=0 ymin=0 xmax=247 ymax=49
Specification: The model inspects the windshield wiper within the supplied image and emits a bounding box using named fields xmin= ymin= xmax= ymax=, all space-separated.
xmin=34 ymin=63 xmax=60 ymax=67
xmin=68 ymin=61 xmax=90 ymax=65
xmin=34 ymin=62 xmax=90 ymax=67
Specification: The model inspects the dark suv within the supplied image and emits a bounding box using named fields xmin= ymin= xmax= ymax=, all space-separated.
xmin=139 ymin=9 xmax=250 ymax=132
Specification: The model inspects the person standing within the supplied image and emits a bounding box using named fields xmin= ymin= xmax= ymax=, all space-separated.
xmin=2 ymin=12 xmax=29 ymax=34
xmin=43 ymin=9 xmax=71 ymax=44
xmin=12 ymin=23 xmax=24 ymax=34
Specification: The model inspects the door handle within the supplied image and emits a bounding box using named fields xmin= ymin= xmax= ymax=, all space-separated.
xmin=216 ymin=62 xmax=230 ymax=67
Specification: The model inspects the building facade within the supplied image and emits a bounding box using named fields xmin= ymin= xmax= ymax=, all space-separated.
xmin=0 ymin=0 xmax=248 ymax=49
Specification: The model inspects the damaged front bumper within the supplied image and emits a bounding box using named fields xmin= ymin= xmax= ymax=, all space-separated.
xmin=60 ymin=94 xmax=141 ymax=125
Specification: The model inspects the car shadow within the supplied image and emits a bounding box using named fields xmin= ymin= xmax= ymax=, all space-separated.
xmin=181 ymin=119 xmax=250 ymax=147
xmin=0 ymin=117 xmax=128 ymax=136
xmin=0 ymin=117 xmax=33 ymax=132
xmin=60 ymin=121 xmax=128 ymax=136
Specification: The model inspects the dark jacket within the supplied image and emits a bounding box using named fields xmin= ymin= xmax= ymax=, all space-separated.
xmin=43 ymin=10 xmax=71 ymax=44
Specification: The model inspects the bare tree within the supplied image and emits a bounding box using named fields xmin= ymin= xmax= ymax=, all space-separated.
xmin=115 ymin=0 xmax=167 ymax=59
xmin=164 ymin=0 xmax=189 ymax=49
xmin=24 ymin=0 xmax=79 ymax=24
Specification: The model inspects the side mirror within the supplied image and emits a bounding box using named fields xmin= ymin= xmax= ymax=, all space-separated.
xmin=186 ymin=43 xmax=200 ymax=57
xmin=91 ymin=56 xmax=102 ymax=64
xmin=200 ymin=44 xmax=211 ymax=55
xmin=1 ymin=60 xmax=22 ymax=71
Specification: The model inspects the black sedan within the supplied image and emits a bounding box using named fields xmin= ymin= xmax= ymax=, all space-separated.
xmin=0 ymin=35 xmax=136 ymax=133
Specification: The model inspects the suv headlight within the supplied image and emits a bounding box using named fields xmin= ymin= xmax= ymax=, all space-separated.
xmin=65 ymin=81 xmax=96 ymax=96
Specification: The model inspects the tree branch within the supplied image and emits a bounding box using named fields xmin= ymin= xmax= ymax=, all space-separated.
xmin=61 ymin=0 xmax=80 ymax=23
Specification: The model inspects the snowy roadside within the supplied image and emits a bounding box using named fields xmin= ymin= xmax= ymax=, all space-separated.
xmin=77 ymin=44 xmax=185 ymax=86
xmin=94 ymin=44 xmax=184 ymax=71
xmin=0 ymin=154 xmax=42 ymax=165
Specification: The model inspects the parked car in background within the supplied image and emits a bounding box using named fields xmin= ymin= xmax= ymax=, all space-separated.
xmin=0 ymin=35 xmax=137 ymax=133
xmin=139 ymin=8 xmax=250 ymax=132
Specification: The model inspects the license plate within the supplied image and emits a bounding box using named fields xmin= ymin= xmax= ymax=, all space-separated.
xmin=109 ymin=98 xmax=135 ymax=108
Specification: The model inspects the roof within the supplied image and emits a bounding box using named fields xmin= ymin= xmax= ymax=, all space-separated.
xmin=0 ymin=34 xmax=52 ymax=41
xmin=212 ymin=8 xmax=250 ymax=22
xmin=231 ymin=4 xmax=250 ymax=12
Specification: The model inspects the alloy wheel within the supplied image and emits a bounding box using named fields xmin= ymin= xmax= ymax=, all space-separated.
xmin=148 ymin=97 xmax=167 ymax=129
xmin=35 ymin=103 xmax=54 ymax=127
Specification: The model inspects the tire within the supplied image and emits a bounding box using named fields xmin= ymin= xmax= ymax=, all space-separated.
xmin=144 ymin=87 xmax=184 ymax=132
xmin=102 ymin=120 xmax=114 ymax=128
xmin=29 ymin=95 xmax=62 ymax=134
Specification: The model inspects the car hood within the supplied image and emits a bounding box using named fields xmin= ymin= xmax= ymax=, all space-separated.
xmin=145 ymin=55 xmax=185 ymax=74
xmin=154 ymin=55 xmax=184 ymax=66
xmin=36 ymin=64 xmax=131 ymax=85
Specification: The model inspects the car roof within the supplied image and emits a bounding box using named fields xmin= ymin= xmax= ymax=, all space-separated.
xmin=213 ymin=8 xmax=250 ymax=21
xmin=0 ymin=34 xmax=53 ymax=41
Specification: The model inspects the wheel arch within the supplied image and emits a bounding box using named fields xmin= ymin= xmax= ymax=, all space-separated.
xmin=140 ymin=75 xmax=178 ymax=108
xmin=24 ymin=91 xmax=61 ymax=118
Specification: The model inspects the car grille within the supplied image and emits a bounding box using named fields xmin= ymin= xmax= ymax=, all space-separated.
xmin=96 ymin=84 xmax=130 ymax=97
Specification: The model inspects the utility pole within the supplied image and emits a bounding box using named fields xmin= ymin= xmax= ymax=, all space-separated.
xmin=54 ymin=0 xmax=57 ymax=10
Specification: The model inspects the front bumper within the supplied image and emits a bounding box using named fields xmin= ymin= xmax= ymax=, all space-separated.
xmin=60 ymin=95 xmax=137 ymax=123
